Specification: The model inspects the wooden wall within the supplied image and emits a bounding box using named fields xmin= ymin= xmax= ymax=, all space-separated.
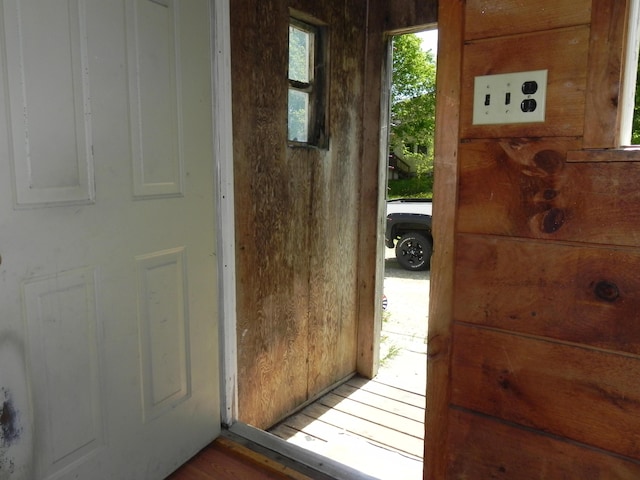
xmin=427 ymin=0 xmax=640 ymax=477
xmin=230 ymin=0 xmax=372 ymax=429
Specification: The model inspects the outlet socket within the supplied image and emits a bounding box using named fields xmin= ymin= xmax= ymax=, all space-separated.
xmin=472 ymin=70 xmax=547 ymax=125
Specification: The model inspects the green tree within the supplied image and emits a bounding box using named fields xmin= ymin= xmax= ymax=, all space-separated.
xmin=390 ymin=34 xmax=437 ymax=163
xmin=633 ymin=55 xmax=640 ymax=144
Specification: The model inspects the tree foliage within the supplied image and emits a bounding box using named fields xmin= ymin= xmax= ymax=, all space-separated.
xmin=633 ymin=56 xmax=640 ymax=144
xmin=390 ymin=34 xmax=437 ymax=157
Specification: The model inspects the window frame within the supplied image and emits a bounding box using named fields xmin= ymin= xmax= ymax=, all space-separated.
xmin=287 ymin=16 xmax=328 ymax=148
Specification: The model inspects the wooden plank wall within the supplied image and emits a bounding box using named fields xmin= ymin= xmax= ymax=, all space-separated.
xmin=428 ymin=0 xmax=640 ymax=477
xmin=230 ymin=0 xmax=371 ymax=430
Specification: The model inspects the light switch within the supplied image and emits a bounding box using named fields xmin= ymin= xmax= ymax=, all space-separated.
xmin=472 ymin=70 xmax=547 ymax=125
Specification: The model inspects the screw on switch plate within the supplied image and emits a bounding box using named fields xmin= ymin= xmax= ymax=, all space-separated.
xmin=472 ymin=70 xmax=547 ymax=125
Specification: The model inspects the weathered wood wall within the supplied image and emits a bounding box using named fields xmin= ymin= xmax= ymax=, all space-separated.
xmin=229 ymin=0 xmax=438 ymax=431
xmin=230 ymin=0 xmax=371 ymax=429
xmin=427 ymin=0 xmax=640 ymax=477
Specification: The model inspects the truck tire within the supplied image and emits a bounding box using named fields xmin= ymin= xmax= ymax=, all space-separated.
xmin=395 ymin=232 xmax=432 ymax=271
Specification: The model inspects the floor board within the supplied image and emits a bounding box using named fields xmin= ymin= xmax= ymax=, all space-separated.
xmin=167 ymin=437 xmax=315 ymax=480
xmin=268 ymin=370 xmax=426 ymax=480
xmin=331 ymin=383 xmax=425 ymax=422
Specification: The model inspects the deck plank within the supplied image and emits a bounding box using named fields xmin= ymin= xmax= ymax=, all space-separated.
xmin=269 ymin=372 xmax=427 ymax=463
xmin=332 ymin=383 xmax=425 ymax=422
xmin=317 ymin=393 xmax=424 ymax=438
xmin=347 ymin=376 xmax=426 ymax=409
xmin=301 ymin=402 xmax=424 ymax=458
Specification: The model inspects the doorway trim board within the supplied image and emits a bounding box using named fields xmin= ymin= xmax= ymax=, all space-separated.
xmin=210 ymin=0 xmax=238 ymax=427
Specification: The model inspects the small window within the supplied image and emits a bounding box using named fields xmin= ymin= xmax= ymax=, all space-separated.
xmin=624 ymin=1 xmax=640 ymax=144
xmin=288 ymin=18 xmax=326 ymax=147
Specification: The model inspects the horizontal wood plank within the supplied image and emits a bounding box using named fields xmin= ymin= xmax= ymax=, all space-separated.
xmin=385 ymin=0 xmax=437 ymax=32
xmin=301 ymin=402 xmax=424 ymax=458
xmin=453 ymin=234 xmax=640 ymax=355
xmin=457 ymin=139 xmax=640 ymax=246
xmin=451 ymin=324 xmax=640 ymax=460
xmin=460 ymin=28 xmax=588 ymax=139
xmin=278 ymin=412 xmax=351 ymax=443
xmin=567 ymin=148 xmax=640 ymax=162
xmin=347 ymin=376 xmax=426 ymax=408
xmin=447 ymin=409 xmax=640 ymax=479
xmin=274 ymin=408 xmax=422 ymax=460
xmin=332 ymin=383 xmax=425 ymax=422
xmin=464 ymin=0 xmax=591 ymax=40
xmin=317 ymin=393 xmax=424 ymax=438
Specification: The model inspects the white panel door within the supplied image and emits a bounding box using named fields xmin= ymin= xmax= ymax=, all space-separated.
xmin=0 ymin=1 xmax=220 ymax=479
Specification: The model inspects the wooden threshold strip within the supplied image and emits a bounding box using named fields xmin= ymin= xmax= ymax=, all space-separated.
xmin=167 ymin=436 xmax=315 ymax=480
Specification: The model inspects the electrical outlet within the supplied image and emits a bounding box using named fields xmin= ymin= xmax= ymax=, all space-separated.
xmin=472 ymin=70 xmax=547 ymax=125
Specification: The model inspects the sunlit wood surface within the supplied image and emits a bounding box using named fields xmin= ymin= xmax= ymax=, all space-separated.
xmin=166 ymin=436 xmax=315 ymax=480
xmin=269 ymin=369 xmax=426 ymax=480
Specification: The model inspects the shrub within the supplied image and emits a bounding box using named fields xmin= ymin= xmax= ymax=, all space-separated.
xmin=401 ymin=150 xmax=434 ymax=179
xmin=387 ymin=176 xmax=433 ymax=199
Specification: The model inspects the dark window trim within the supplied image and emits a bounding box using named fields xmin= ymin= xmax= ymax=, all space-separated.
xmin=288 ymin=14 xmax=328 ymax=149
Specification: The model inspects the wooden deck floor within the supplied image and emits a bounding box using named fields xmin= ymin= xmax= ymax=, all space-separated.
xmin=268 ymin=357 xmax=426 ymax=480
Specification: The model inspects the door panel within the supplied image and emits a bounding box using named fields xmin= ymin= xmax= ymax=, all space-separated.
xmin=0 ymin=1 xmax=220 ymax=479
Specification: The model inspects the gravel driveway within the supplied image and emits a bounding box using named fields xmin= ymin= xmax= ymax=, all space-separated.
xmin=379 ymin=247 xmax=429 ymax=387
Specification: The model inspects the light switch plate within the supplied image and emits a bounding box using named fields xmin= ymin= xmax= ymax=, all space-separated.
xmin=472 ymin=70 xmax=547 ymax=125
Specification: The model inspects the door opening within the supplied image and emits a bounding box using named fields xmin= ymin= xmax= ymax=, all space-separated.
xmin=244 ymin=27 xmax=439 ymax=480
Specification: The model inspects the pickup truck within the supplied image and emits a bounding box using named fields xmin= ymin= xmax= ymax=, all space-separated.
xmin=385 ymin=199 xmax=433 ymax=271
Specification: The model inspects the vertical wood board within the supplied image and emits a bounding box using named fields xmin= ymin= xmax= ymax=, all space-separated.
xmin=583 ymin=0 xmax=632 ymax=148
xmin=232 ymin=0 xmax=310 ymax=429
xmin=232 ymin=0 xmax=369 ymax=428
xmin=305 ymin=0 xmax=367 ymax=399
xmin=424 ymin=0 xmax=464 ymax=478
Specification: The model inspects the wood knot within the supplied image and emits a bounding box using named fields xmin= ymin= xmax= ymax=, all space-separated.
xmin=426 ymin=334 xmax=448 ymax=361
xmin=542 ymin=208 xmax=565 ymax=233
xmin=533 ymin=150 xmax=564 ymax=173
xmin=594 ymin=281 xmax=619 ymax=302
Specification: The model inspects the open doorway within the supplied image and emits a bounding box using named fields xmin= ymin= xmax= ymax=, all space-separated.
xmin=380 ymin=27 xmax=438 ymax=388
xmin=263 ymin=28 xmax=438 ymax=480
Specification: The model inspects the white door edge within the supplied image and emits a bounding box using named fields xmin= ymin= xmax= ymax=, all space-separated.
xmin=210 ymin=0 xmax=238 ymax=427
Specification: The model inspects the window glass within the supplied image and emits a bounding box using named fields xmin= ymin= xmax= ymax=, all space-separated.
xmin=288 ymin=89 xmax=309 ymax=142
xmin=289 ymin=25 xmax=310 ymax=83
xmin=287 ymin=18 xmax=325 ymax=146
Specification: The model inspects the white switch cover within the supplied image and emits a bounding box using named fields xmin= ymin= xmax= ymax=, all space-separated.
xmin=472 ymin=70 xmax=547 ymax=125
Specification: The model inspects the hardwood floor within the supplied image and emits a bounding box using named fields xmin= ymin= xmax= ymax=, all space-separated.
xmin=167 ymin=436 xmax=316 ymax=480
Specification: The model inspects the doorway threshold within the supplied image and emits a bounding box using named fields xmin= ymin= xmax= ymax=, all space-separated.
xmin=229 ymin=422 xmax=380 ymax=480
xmin=267 ymin=373 xmax=425 ymax=480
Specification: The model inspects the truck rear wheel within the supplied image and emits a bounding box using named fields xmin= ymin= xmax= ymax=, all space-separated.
xmin=395 ymin=232 xmax=432 ymax=271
